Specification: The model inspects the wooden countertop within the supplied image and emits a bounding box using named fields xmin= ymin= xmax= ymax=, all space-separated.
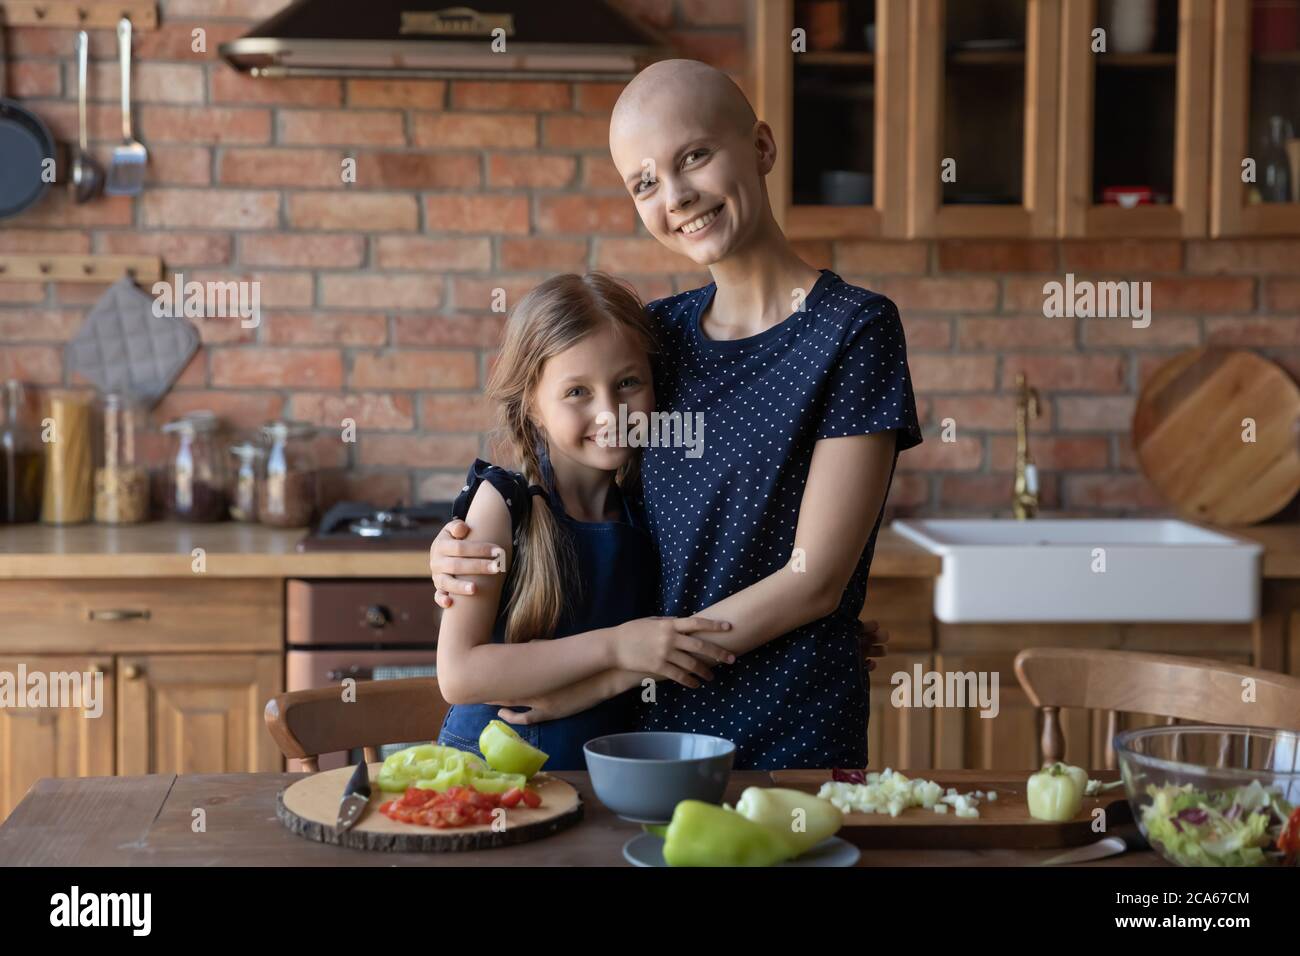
xmin=0 ymin=769 xmax=1165 ymax=867
xmin=0 ymin=521 xmax=940 ymax=579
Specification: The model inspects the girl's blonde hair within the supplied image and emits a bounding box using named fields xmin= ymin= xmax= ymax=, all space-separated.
xmin=488 ymin=272 xmax=658 ymax=644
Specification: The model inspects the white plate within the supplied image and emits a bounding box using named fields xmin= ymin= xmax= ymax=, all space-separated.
xmin=623 ymin=832 xmax=860 ymax=867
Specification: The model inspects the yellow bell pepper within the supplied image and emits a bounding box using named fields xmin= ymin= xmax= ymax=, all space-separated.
xmin=1027 ymin=762 xmax=1088 ymax=821
xmin=732 ymin=787 xmax=843 ymax=855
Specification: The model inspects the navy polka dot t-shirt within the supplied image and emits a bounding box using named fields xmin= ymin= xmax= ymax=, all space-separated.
xmin=635 ymin=269 xmax=923 ymax=770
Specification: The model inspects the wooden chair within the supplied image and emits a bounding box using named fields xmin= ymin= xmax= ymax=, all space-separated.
xmin=1014 ymin=648 xmax=1300 ymax=769
xmin=264 ymin=678 xmax=450 ymax=771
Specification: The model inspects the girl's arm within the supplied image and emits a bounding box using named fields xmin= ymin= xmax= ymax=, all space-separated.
xmin=496 ymin=430 xmax=897 ymax=721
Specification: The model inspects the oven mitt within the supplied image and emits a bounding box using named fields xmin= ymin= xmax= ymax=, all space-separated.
xmin=66 ymin=275 xmax=200 ymax=406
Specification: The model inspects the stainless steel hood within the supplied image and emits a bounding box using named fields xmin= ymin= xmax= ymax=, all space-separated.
xmin=220 ymin=1 xmax=669 ymax=81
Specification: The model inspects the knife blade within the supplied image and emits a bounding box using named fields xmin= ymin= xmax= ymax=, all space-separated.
xmin=336 ymin=759 xmax=372 ymax=832
xmin=1039 ymin=825 xmax=1149 ymax=866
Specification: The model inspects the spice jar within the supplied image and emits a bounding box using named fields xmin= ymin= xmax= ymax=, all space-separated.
xmin=257 ymin=420 xmax=318 ymax=528
xmin=161 ymin=411 xmax=227 ymax=522
xmin=228 ymin=441 xmax=264 ymax=523
xmin=1 ymin=380 xmax=44 ymax=524
xmin=94 ymin=392 xmax=150 ymax=524
xmin=41 ymin=390 xmax=93 ymax=525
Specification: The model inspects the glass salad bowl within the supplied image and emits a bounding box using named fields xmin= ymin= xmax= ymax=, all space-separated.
xmin=1115 ymin=725 xmax=1300 ymax=867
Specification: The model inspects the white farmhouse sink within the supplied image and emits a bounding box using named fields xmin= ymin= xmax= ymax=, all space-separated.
xmin=891 ymin=519 xmax=1263 ymax=623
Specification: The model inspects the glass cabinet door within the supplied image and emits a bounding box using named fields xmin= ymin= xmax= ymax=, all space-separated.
xmin=1059 ymin=0 xmax=1213 ymax=236
xmin=1211 ymin=0 xmax=1300 ymax=235
xmin=751 ymin=0 xmax=910 ymax=237
xmin=907 ymin=0 xmax=1060 ymax=236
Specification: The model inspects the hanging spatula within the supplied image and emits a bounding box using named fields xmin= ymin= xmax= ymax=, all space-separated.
xmin=105 ymin=17 xmax=146 ymax=196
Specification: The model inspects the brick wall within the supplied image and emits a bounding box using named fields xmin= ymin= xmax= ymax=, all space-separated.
xmin=1 ymin=0 xmax=1297 ymax=519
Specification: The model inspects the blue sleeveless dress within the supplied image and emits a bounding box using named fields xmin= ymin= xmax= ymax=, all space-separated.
xmin=436 ymin=452 xmax=657 ymax=770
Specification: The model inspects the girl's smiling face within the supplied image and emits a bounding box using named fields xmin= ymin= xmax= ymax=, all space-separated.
xmin=530 ymin=322 xmax=654 ymax=474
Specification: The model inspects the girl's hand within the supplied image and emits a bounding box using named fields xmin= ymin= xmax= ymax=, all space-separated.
xmin=861 ymin=618 xmax=890 ymax=672
xmin=492 ymin=683 xmax=602 ymax=724
xmin=430 ymin=518 xmax=507 ymax=609
xmin=611 ymin=616 xmax=735 ymax=688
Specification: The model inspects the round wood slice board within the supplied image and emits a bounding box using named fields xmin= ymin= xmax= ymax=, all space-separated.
xmin=1132 ymin=348 xmax=1300 ymax=525
xmin=276 ymin=763 xmax=583 ymax=852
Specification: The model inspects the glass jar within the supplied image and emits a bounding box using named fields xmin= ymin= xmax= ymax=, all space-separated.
xmin=257 ymin=420 xmax=318 ymax=529
xmin=40 ymin=390 xmax=93 ymax=525
xmin=161 ymin=411 xmax=227 ymax=522
xmin=228 ymin=441 xmax=264 ymax=523
xmin=94 ymin=392 xmax=150 ymax=524
xmin=1 ymin=380 xmax=44 ymax=524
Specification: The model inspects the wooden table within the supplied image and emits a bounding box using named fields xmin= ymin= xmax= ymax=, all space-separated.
xmin=0 ymin=770 xmax=1166 ymax=866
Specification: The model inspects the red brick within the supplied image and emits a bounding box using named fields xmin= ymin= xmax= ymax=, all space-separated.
xmin=167 ymin=0 xmax=285 ymax=16
xmin=220 ymin=148 xmax=345 ymax=187
xmin=938 ymin=474 xmax=1060 ymax=511
xmin=451 ymin=278 xmax=546 ymax=312
xmin=347 ymin=79 xmax=446 ymax=109
xmin=211 ymin=349 xmax=343 ymax=388
xmin=133 ymin=22 xmax=248 ymax=60
xmin=895 ymin=435 xmax=983 ymax=472
xmin=322 ymin=471 xmax=415 ymax=509
xmin=425 ymin=195 xmax=530 ymax=234
xmin=681 ymin=0 xmax=744 ymax=25
xmin=667 ymin=30 xmax=746 ymax=72
xmin=501 ymin=238 xmax=589 ymax=272
xmin=11 ymin=61 xmax=60 ymax=97
xmin=1061 ymin=240 xmax=1183 ymax=273
xmin=349 ymin=352 xmax=478 ymax=389
xmin=1186 ymin=239 xmax=1300 ymax=274
xmin=937 ymin=240 xmax=1057 ymax=273
xmin=210 ymin=70 xmax=341 ymax=106
xmin=360 ymin=434 xmax=481 ymax=468
xmin=909 ymin=356 xmax=997 ymax=392
xmin=181 ymin=270 xmax=314 ymax=309
xmin=1064 ymin=474 xmax=1169 ymax=511
xmin=0 ymin=310 xmax=83 ymax=341
xmin=145 ymin=145 xmax=213 ymax=186
xmin=240 ymin=234 xmax=365 ymax=268
xmin=929 ymin=395 xmax=1054 ymax=431
xmin=280 ymin=110 xmax=406 ymax=146
xmin=262 ymin=313 xmax=388 ymax=347
xmin=1205 ymin=317 xmax=1300 ymax=347
xmin=1000 ymin=355 xmax=1127 ymax=392
xmin=1002 ymin=276 xmax=1069 ymax=312
xmin=903 ymin=319 xmax=953 ymax=349
xmin=86 ymin=62 xmax=206 ymax=104
xmin=0 ymin=230 xmax=90 ymax=253
xmin=1056 ymin=396 xmax=1137 ymax=431
xmin=152 ymin=390 xmax=285 ymax=429
xmin=872 ymin=277 xmax=999 ymax=313
xmin=451 ymin=81 xmax=571 ymax=111
xmin=393 ymin=315 xmax=507 ymax=348
xmin=486 ymin=154 xmax=576 ymax=188
xmin=138 ymin=106 xmax=272 ymax=144
xmin=1082 ymin=316 xmax=1200 ymax=347
xmin=19 ymin=103 xmax=117 ymax=144
xmin=883 ymin=472 xmax=931 ymax=510
xmin=193 ymin=313 xmax=255 ymax=345
xmin=594 ymin=237 xmax=696 ymax=274
xmin=543 ymin=115 xmax=610 ymax=149
xmin=1149 ymin=277 xmax=1255 ymax=314
xmin=142 ymin=189 xmax=280 ymax=229
xmin=575 ymin=82 xmax=626 ymax=113
xmin=958 ymin=316 xmax=1076 ymax=349
xmin=99 ymin=232 xmax=233 ymax=267
xmin=320 ymin=275 xmax=443 ymax=310
xmin=537 ymin=195 xmax=635 ymax=234
xmin=420 ymin=394 xmax=496 ymax=431
xmin=413 ymin=113 xmax=537 ymax=148
xmin=292 ymin=392 xmax=414 ymax=430
xmin=833 ymin=241 xmax=929 ymax=275
xmin=419 ymin=471 xmax=479 ymax=502
xmin=1264 ymin=278 xmax=1300 ymax=311
xmin=12 ymin=193 xmax=133 ymax=227
xmin=287 ymin=193 xmax=418 ymax=231
xmin=375 ymin=237 xmax=492 ymax=271
xmin=580 ymin=156 xmax=628 ymax=192
xmin=354 ymin=153 xmax=481 ymax=189
xmin=990 ymin=436 xmax=1110 ymax=471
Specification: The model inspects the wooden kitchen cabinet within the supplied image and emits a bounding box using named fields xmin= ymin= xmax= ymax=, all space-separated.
xmin=1210 ymin=0 xmax=1300 ymax=235
xmin=116 ymin=654 xmax=283 ymax=776
xmin=1058 ymin=0 xmax=1213 ymax=237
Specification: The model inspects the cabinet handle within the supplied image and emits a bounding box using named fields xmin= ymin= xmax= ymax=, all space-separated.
xmin=122 ymin=664 xmax=143 ymax=680
xmin=87 ymin=608 xmax=151 ymax=622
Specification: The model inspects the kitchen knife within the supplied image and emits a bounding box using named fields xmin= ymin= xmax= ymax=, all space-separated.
xmin=1039 ymin=825 xmax=1149 ymax=866
xmin=336 ymin=759 xmax=372 ymax=832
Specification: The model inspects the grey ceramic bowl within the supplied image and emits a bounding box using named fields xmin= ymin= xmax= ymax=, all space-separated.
xmin=584 ymin=732 xmax=736 ymax=823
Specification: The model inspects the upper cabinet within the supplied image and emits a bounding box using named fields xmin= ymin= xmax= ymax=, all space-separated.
xmin=1210 ymin=0 xmax=1300 ymax=236
xmin=749 ymin=0 xmax=1300 ymax=238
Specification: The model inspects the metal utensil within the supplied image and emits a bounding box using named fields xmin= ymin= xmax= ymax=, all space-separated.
xmin=70 ymin=31 xmax=104 ymax=203
xmin=336 ymin=759 xmax=372 ymax=832
xmin=104 ymin=17 xmax=146 ymax=196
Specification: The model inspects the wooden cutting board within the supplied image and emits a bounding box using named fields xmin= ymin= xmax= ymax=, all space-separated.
xmin=276 ymin=763 xmax=582 ymax=852
xmin=769 ymin=770 xmax=1133 ymax=849
xmin=1132 ymin=348 xmax=1300 ymax=525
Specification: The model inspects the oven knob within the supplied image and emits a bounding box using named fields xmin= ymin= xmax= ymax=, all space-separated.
xmin=363 ymin=605 xmax=392 ymax=629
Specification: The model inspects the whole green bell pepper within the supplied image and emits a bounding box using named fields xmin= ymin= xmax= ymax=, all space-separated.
xmin=661 ymin=800 xmax=795 ymax=867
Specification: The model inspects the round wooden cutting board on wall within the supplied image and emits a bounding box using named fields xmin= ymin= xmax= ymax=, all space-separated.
xmin=1132 ymin=348 xmax=1300 ymax=526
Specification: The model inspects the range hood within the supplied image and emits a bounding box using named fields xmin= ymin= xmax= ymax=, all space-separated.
xmin=220 ymin=1 xmax=669 ymax=81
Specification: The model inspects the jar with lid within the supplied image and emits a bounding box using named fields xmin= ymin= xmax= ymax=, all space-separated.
xmin=228 ymin=441 xmax=264 ymax=523
xmin=41 ymin=389 xmax=93 ymax=525
xmin=161 ymin=411 xmax=227 ymax=522
xmin=94 ymin=392 xmax=150 ymax=524
xmin=1 ymin=380 xmax=45 ymax=524
xmin=257 ymin=420 xmax=318 ymax=528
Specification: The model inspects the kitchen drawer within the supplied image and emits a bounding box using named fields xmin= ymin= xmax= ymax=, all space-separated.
xmin=0 ymin=579 xmax=282 ymax=654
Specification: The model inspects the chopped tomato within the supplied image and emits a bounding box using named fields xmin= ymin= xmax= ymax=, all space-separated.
xmin=378 ymin=783 xmax=543 ymax=829
xmin=521 ymin=788 xmax=542 ymax=809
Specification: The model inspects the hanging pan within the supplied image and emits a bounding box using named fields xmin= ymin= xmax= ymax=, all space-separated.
xmin=0 ymin=17 xmax=56 ymax=219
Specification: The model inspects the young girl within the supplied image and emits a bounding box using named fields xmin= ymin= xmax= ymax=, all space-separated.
xmin=433 ymin=272 xmax=735 ymax=771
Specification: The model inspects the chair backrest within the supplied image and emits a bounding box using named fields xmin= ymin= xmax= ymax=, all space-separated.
xmin=265 ymin=678 xmax=450 ymax=771
xmin=1014 ymin=648 xmax=1300 ymax=769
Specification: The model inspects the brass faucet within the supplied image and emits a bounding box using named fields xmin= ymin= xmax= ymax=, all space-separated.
xmin=1012 ymin=372 xmax=1041 ymax=520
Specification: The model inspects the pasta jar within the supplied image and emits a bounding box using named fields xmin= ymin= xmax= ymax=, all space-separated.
xmin=94 ymin=392 xmax=150 ymax=524
xmin=257 ymin=420 xmax=318 ymax=528
xmin=227 ymin=441 xmax=264 ymax=523
xmin=161 ymin=411 xmax=227 ymax=522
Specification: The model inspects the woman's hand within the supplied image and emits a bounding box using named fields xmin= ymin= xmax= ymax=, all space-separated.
xmin=610 ymin=616 xmax=735 ymax=688
xmin=491 ymin=679 xmax=610 ymax=725
xmin=430 ymin=518 xmax=506 ymax=609
xmin=861 ymin=618 xmax=890 ymax=672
